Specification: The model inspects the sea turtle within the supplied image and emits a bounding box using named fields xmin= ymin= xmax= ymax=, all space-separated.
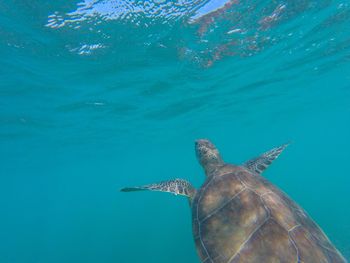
xmin=121 ymin=139 xmax=347 ymax=263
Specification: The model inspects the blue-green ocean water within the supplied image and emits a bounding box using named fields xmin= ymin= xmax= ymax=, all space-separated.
xmin=1 ymin=0 xmax=350 ymax=262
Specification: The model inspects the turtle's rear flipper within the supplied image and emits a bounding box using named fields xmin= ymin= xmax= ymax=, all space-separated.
xmin=121 ymin=178 xmax=196 ymax=200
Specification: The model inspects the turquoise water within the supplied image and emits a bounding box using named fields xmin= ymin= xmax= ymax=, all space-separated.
xmin=1 ymin=0 xmax=350 ymax=262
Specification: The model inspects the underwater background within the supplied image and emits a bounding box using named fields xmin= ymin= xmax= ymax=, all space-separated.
xmin=1 ymin=0 xmax=350 ymax=262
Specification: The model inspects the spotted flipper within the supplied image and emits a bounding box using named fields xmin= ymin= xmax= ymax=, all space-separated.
xmin=243 ymin=143 xmax=289 ymax=175
xmin=121 ymin=178 xmax=196 ymax=200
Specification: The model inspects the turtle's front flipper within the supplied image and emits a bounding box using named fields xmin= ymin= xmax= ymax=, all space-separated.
xmin=243 ymin=143 xmax=289 ymax=175
xmin=121 ymin=178 xmax=196 ymax=200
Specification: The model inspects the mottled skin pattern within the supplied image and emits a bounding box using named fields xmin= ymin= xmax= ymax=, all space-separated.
xmin=121 ymin=178 xmax=196 ymax=200
xmin=193 ymin=140 xmax=346 ymax=263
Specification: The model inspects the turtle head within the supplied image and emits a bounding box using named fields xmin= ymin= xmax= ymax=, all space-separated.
xmin=195 ymin=139 xmax=224 ymax=176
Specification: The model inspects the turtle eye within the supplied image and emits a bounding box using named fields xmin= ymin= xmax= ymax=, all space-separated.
xmin=198 ymin=146 xmax=207 ymax=154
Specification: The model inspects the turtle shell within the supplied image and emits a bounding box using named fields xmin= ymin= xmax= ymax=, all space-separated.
xmin=192 ymin=165 xmax=346 ymax=263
